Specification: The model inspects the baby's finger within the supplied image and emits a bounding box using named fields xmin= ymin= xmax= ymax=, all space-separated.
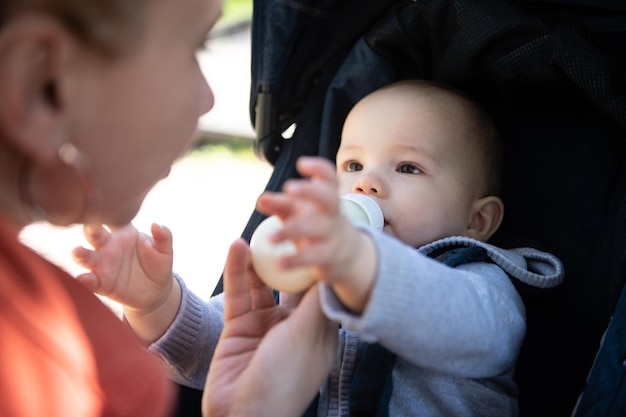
xmin=278 ymin=243 xmax=334 ymax=274
xmin=277 ymin=213 xmax=336 ymax=244
xmin=150 ymin=223 xmax=174 ymax=255
xmin=256 ymin=192 xmax=294 ymax=219
xmin=283 ymin=179 xmax=339 ymax=215
xmin=82 ymin=224 xmax=110 ymax=248
xmin=295 ymin=156 xmax=338 ymax=184
xmin=75 ymin=272 xmax=100 ymax=293
xmin=71 ymin=245 xmax=98 ymax=270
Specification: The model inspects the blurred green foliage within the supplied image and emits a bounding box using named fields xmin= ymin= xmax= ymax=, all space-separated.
xmin=220 ymin=0 xmax=253 ymax=26
xmin=192 ymin=0 xmax=255 ymax=161
xmin=188 ymin=138 xmax=257 ymax=161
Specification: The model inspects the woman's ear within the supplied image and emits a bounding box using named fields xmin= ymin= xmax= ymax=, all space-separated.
xmin=0 ymin=15 xmax=70 ymax=163
xmin=465 ymin=196 xmax=504 ymax=242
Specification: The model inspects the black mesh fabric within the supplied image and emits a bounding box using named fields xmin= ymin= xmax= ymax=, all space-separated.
xmin=357 ymin=2 xmax=626 ymax=415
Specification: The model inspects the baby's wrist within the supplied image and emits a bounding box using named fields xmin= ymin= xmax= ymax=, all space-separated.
xmin=123 ymin=275 xmax=182 ymax=345
xmin=332 ymin=230 xmax=377 ymax=313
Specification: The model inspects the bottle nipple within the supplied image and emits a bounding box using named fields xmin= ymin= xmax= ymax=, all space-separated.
xmin=250 ymin=194 xmax=383 ymax=293
xmin=339 ymin=193 xmax=384 ymax=231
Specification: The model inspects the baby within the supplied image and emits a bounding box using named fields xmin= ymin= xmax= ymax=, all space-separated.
xmin=74 ymin=79 xmax=564 ymax=416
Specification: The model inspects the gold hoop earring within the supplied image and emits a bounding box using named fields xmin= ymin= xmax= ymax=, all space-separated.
xmin=20 ymin=143 xmax=100 ymax=226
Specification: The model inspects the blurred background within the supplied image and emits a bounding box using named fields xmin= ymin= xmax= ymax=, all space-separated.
xmin=19 ymin=0 xmax=266 ymax=305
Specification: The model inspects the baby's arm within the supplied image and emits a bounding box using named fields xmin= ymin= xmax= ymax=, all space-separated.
xmin=72 ymin=223 xmax=181 ymax=344
xmin=256 ymin=156 xmax=377 ymax=313
xmin=321 ymin=233 xmax=526 ymax=377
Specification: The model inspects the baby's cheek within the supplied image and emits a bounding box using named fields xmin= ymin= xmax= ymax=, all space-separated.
xmin=399 ymin=224 xmax=443 ymax=248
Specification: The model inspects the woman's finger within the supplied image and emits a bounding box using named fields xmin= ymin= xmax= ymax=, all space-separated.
xmin=222 ymin=238 xmax=253 ymax=320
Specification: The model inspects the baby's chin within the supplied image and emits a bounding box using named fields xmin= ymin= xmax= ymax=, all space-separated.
xmin=386 ymin=227 xmax=439 ymax=248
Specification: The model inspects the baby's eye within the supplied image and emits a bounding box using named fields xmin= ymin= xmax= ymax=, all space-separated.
xmin=398 ymin=163 xmax=421 ymax=174
xmin=345 ymin=161 xmax=363 ymax=172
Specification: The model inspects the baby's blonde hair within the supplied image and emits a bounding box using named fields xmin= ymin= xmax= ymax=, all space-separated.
xmin=1 ymin=0 xmax=150 ymax=56
xmin=377 ymin=80 xmax=503 ymax=198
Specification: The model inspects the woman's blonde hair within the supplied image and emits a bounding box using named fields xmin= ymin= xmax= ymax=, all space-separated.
xmin=0 ymin=0 xmax=150 ymax=56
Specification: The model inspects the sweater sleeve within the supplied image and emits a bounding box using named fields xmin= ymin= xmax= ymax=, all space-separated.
xmin=319 ymin=229 xmax=526 ymax=379
xmin=150 ymin=274 xmax=225 ymax=389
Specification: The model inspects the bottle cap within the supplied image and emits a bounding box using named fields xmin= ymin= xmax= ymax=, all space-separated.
xmin=340 ymin=193 xmax=384 ymax=231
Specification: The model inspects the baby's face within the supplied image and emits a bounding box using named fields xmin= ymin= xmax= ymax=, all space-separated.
xmin=70 ymin=0 xmax=222 ymax=225
xmin=336 ymin=89 xmax=485 ymax=248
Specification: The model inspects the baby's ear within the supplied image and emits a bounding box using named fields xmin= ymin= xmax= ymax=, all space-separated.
xmin=465 ymin=196 xmax=504 ymax=242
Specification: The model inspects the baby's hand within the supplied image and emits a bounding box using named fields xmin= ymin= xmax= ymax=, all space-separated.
xmin=257 ymin=157 xmax=371 ymax=286
xmin=72 ymin=223 xmax=175 ymax=314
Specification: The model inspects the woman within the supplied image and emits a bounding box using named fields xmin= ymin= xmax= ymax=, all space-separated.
xmin=0 ymin=0 xmax=335 ymax=415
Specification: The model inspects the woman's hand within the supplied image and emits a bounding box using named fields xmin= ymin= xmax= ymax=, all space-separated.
xmin=202 ymin=238 xmax=337 ymax=417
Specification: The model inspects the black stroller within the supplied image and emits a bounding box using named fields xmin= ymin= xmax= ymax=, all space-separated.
xmin=177 ymin=1 xmax=626 ymax=416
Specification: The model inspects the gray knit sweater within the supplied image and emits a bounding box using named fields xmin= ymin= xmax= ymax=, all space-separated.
xmin=151 ymin=230 xmax=564 ymax=417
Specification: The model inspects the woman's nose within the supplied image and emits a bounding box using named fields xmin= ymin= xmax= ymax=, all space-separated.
xmin=199 ymin=77 xmax=215 ymax=116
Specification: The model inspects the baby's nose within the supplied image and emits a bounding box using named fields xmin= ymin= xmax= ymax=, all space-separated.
xmin=354 ymin=184 xmax=378 ymax=194
xmin=352 ymin=172 xmax=384 ymax=196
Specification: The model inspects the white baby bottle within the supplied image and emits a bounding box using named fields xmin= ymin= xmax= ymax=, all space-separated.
xmin=250 ymin=193 xmax=383 ymax=293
